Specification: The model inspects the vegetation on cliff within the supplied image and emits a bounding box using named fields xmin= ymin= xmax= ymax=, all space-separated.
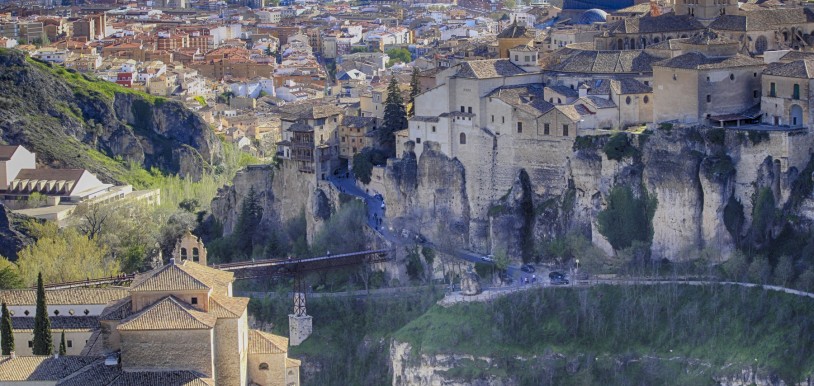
xmin=394 ymin=284 xmax=814 ymax=384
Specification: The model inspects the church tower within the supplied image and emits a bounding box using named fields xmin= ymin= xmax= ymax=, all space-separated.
xmin=675 ymin=0 xmax=738 ymax=20
xmin=172 ymin=230 xmax=208 ymax=265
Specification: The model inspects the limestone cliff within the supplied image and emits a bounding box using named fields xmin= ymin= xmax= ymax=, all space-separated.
xmin=383 ymin=126 xmax=814 ymax=262
xmin=0 ymin=48 xmax=220 ymax=182
xmin=0 ymin=203 xmax=38 ymax=260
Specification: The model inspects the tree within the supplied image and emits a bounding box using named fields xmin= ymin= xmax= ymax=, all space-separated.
xmin=233 ymin=187 xmax=263 ymax=258
xmin=385 ymin=48 xmax=412 ymax=66
xmin=503 ymin=0 xmax=516 ymax=9
xmin=408 ymin=67 xmax=420 ymax=116
xmin=1 ymin=302 xmax=13 ymax=355
xmin=17 ymin=223 xmax=118 ymax=286
xmin=0 ymin=258 xmax=22 ymax=289
xmin=597 ymin=186 xmax=657 ymax=252
xmin=74 ymin=203 xmax=114 ymax=240
xmin=378 ymin=77 xmax=407 ymax=156
xmin=59 ymin=330 xmax=66 ymax=356
xmin=179 ymin=198 xmax=200 ymax=213
xmin=352 ymin=151 xmax=374 ymax=185
xmin=33 ymin=273 xmax=53 ymax=355
xmin=775 ymin=255 xmax=795 ymax=287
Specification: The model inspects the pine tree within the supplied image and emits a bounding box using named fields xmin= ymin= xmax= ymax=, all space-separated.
xmin=32 ymin=273 xmax=52 ymax=355
xmin=1 ymin=302 xmax=13 ymax=355
xmin=408 ymin=67 xmax=420 ymax=117
xmin=378 ymin=77 xmax=407 ymax=156
xmin=59 ymin=330 xmax=66 ymax=356
xmin=233 ymin=187 xmax=263 ymax=260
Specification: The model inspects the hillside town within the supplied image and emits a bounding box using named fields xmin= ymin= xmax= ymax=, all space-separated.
xmin=4 ymin=0 xmax=814 ymax=383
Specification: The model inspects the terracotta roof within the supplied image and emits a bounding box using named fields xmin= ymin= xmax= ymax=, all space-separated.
xmin=57 ymin=361 xmax=215 ymax=386
xmin=709 ymin=8 xmax=814 ymax=31
xmin=654 ymin=52 xmax=764 ymax=70
xmin=497 ymin=22 xmax=534 ymax=39
xmin=248 ymin=329 xmax=288 ymax=354
xmin=117 ymin=296 xmax=217 ymax=331
xmin=10 ymin=316 xmax=98 ymax=332
xmin=0 ymin=145 xmax=18 ymax=161
xmin=488 ymin=84 xmax=554 ymax=116
xmin=763 ymin=59 xmax=814 ymax=79
xmin=610 ymin=78 xmax=651 ymax=94
xmin=287 ymin=121 xmax=314 ymax=132
xmin=0 ymin=356 xmax=98 ymax=382
xmin=608 ymin=13 xmax=704 ymax=34
xmin=208 ymin=295 xmax=249 ymax=318
xmin=456 ymin=59 xmax=526 ymax=79
xmin=547 ymin=49 xmax=661 ymax=74
xmin=285 ymin=358 xmax=301 ymax=368
xmin=98 ymin=298 xmax=134 ymax=321
xmin=0 ymin=288 xmax=128 ymax=306
xmin=130 ymin=261 xmax=233 ymax=293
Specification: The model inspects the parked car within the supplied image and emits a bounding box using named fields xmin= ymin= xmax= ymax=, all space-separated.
xmin=480 ymin=255 xmax=494 ymax=263
xmin=520 ymin=264 xmax=535 ymax=273
xmin=374 ymin=193 xmax=383 ymax=201
xmin=549 ymin=271 xmax=569 ymax=285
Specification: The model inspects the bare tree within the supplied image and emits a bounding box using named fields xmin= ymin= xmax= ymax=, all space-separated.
xmin=74 ymin=202 xmax=115 ymax=240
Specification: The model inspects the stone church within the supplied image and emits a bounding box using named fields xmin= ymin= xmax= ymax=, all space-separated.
xmin=0 ymin=232 xmax=300 ymax=386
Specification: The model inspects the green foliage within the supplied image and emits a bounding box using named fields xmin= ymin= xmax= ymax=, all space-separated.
xmin=493 ymin=248 xmax=510 ymax=272
xmin=405 ymin=246 xmax=423 ymax=281
xmin=597 ymin=186 xmax=657 ymax=251
xmin=701 ymin=154 xmax=735 ymax=182
xmin=572 ymin=135 xmax=603 ymax=151
xmin=232 ymin=187 xmax=263 ymax=260
xmin=751 ymin=187 xmax=777 ymax=246
xmin=421 ymin=246 xmax=435 ymax=267
xmin=658 ymin=122 xmax=673 ymax=131
xmin=747 ymin=130 xmax=770 ymax=145
xmin=487 ymin=203 xmax=508 ymax=217
xmin=394 ymin=285 xmax=814 ymax=383
xmin=602 ymin=133 xmax=638 ymax=161
xmin=58 ymin=330 xmax=66 ymax=356
xmin=723 ymin=195 xmax=745 ymax=245
xmin=705 ymin=128 xmax=726 ymax=146
xmin=379 ymin=77 xmax=407 ymax=155
xmin=0 ymin=258 xmax=22 ymax=289
xmin=352 ymin=151 xmax=374 ymax=185
xmin=1 ymin=303 xmax=13 ymax=355
xmin=178 ymin=198 xmax=200 ymax=213
xmin=787 ymin=155 xmax=814 ymax=210
xmin=386 ymin=48 xmax=412 ymax=66
xmin=409 ymin=66 xmax=420 ymax=102
xmin=310 ymin=201 xmax=368 ymax=256
xmin=33 ymin=273 xmax=53 ymax=355
xmin=351 ymin=46 xmax=369 ymax=53
xmin=193 ymin=96 xmax=207 ymax=107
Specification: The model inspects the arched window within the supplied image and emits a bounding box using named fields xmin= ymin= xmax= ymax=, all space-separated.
xmin=755 ymin=36 xmax=768 ymax=54
xmin=459 ymin=133 xmax=466 ymax=145
xmin=192 ymin=248 xmax=200 ymax=262
xmin=180 ymin=248 xmax=187 ymax=260
xmin=643 ymin=96 xmax=649 ymax=104
xmin=259 ymin=363 xmax=269 ymax=370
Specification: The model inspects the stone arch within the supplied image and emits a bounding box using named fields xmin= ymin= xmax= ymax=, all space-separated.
xmin=192 ymin=247 xmax=200 ymax=262
xmin=791 ymin=104 xmax=803 ymax=127
xmin=617 ymin=38 xmax=623 ymax=49
xmin=755 ymin=35 xmax=768 ymax=54
xmin=180 ymin=247 xmax=187 ymax=260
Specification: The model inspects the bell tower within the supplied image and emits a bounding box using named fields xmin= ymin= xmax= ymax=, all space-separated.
xmin=172 ymin=230 xmax=208 ymax=265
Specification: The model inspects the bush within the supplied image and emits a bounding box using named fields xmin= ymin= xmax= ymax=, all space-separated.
xmin=602 ymin=133 xmax=638 ymax=161
xmin=723 ymin=195 xmax=744 ymax=244
xmin=705 ymin=128 xmax=726 ymax=146
xmin=352 ymin=151 xmax=374 ymax=185
xmin=597 ymin=186 xmax=657 ymax=251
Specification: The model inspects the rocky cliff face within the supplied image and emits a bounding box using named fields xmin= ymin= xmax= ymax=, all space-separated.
xmin=383 ymin=127 xmax=814 ymax=262
xmin=0 ymin=203 xmax=38 ymax=260
xmin=0 ymin=48 xmax=220 ymax=182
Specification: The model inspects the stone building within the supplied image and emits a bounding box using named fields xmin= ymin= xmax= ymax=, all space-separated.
xmin=0 ymin=239 xmax=299 ymax=385
xmin=761 ymin=57 xmax=814 ymax=128
xmin=497 ymin=22 xmax=535 ymax=59
xmin=276 ymin=103 xmax=344 ymax=180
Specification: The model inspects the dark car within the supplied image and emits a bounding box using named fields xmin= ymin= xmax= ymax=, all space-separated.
xmin=549 ymin=271 xmax=569 ymax=285
xmin=374 ymin=193 xmax=383 ymax=201
xmin=520 ymin=264 xmax=535 ymax=273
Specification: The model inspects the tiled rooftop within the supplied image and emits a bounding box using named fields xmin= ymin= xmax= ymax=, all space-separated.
xmin=117 ymin=296 xmax=217 ymax=331
xmin=547 ymin=49 xmax=661 ymax=74
xmin=654 ymin=52 xmax=764 ymax=70
xmin=130 ymin=260 xmax=233 ymax=293
xmin=10 ymin=316 xmax=98 ymax=332
xmin=249 ymin=329 xmax=288 ymax=354
xmin=0 ymin=288 xmax=128 ymax=307
xmin=763 ymin=59 xmax=814 ymax=79
xmin=0 ymin=356 xmax=98 ymax=382
xmin=455 ymin=59 xmax=526 ymax=79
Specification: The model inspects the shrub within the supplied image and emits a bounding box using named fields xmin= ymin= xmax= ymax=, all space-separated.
xmin=597 ymin=186 xmax=657 ymax=251
xmin=723 ymin=195 xmax=744 ymax=244
xmin=352 ymin=151 xmax=374 ymax=185
xmin=705 ymin=128 xmax=726 ymax=146
xmin=602 ymin=132 xmax=638 ymax=161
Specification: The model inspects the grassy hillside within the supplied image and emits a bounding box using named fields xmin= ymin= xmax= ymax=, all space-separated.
xmin=394 ymin=284 xmax=814 ymax=384
xmin=0 ymin=48 xmax=220 ymax=186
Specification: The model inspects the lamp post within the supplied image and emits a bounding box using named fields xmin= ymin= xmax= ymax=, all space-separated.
xmin=574 ymin=259 xmax=579 ymax=285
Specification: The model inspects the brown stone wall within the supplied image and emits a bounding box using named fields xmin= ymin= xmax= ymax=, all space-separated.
xmin=214 ymin=316 xmax=244 ymax=386
xmin=248 ymin=352 xmax=286 ymax=386
xmin=120 ymin=329 xmax=215 ymax=377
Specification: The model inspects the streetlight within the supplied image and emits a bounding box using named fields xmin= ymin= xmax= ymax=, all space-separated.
xmin=574 ymin=259 xmax=580 ymax=285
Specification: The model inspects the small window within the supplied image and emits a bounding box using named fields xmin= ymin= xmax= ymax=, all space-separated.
xmin=459 ymin=133 xmax=466 ymax=144
xmin=191 ymin=297 xmax=198 ymax=305
xmin=259 ymin=363 xmax=269 ymax=370
xmin=524 ymin=55 xmax=529 ymax=61
xmin=84 ymin=309 xmax=90 ymax=315
xmin=192 ymin=247 xmax=200 ymax=262
xmin=517 ymin=122 xmax=523 ymax=133
xmin=460 ymin=106 xmax=465 ymax=112
xmin=24 ymin=310 xmax=30 ymax=316
xmin=753 ymin=90 xmax=759 ymax=98
xmin=729 ymin=73 xmax=735 ymax=81
xmin=502 ymin=116 xmax=505 ymax=123
xmin=491 ymin=115 xmax=494 ymax=123
xmin=707 ymin=95 xmax=711 ymax=103
xmin=416 ymin=137 xmax=421 ymax=144
xmin=514 ymin=55 xmax=519 ymax=61
xmin=432 ymin=126 xmax=436 ymax=132
xmin=754 ymin=72 xmax=757 ymax=77
xmin=557 ymin=98 xmax=562 ymax=104
xmin=180 ymin=247 xmax=187 ymax=260
xmin=544 ymin=123 xmax=550 ymax=135
xmin=643 ymin=96 xmax=649 ymax=104
xmin=706 ymin=76 xmax=710 ymax=82
xmin=467 ymin=107 xmax=472 ymax=114
xmin=625 ymin=96 xmax=632 ymax=105
xmin=54 ymin=310 xmax=60 ymax=316
xmin=793 ymin=84 xmax=800 ymax=99
xmin=562 ymin=125 xmax=569 ymax=136
xmin=341 ymin=137 xmax=345 ymax=142
xmin=673 ymin=74 xmax=677 ymax=81
xmin=28 ymin=341 xmax=33 ymax=348
xmin=67 ymin=340 xmax=73 ymax=348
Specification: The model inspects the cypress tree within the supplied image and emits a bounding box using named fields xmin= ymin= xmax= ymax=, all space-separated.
xmin=59 ymin=330 xmax=66 ymax=356
xmin=1 ymin=302 xmax=13 ymax=355
xmin=409 ymin=67 xmax=420 ymax=116
xmin=32 ymin=273 xmax=52 ymax=355
xmin=378 ymin=77 xmax=407 ymax=156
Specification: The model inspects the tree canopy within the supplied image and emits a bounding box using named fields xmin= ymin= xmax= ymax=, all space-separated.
xmin=378 ymin=77 xmax=408 ymax=157
xmin=33 ymin=273 xmax=53 ymax=355
xmin=386 ymin=48 xmax=412 ymax=67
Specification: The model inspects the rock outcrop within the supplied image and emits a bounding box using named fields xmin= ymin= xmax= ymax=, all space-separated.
xmin=0 ymin=48 xmax=220 ymax=182
xmin=0 ymin=203 xmax=37 ymax=260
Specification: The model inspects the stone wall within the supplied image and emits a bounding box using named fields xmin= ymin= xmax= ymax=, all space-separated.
xmin=214 ymin=316 xmax=245 ymax=386
xmin=120 ymin=329 xmax=215 ymax=377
